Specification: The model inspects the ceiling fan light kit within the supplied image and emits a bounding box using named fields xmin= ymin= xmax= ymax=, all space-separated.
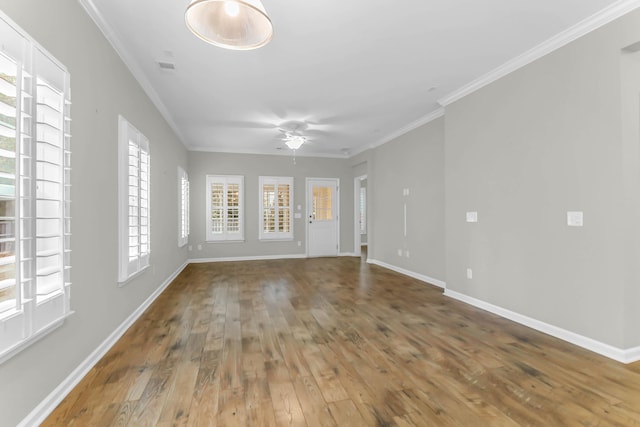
xmin=185 ymin=0 xmax=273 ymax=50
xmin=284 ymin=134 xmax=306 ymax=150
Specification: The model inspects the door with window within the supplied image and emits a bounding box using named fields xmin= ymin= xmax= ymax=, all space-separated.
xmin=307 ymin=178 xmax=339 ymax=257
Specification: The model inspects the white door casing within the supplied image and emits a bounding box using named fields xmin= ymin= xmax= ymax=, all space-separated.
xmin=354 ymin=175 xmax=367 ymax=256
xmin=307 ymin=178 xmax=339 ymax=257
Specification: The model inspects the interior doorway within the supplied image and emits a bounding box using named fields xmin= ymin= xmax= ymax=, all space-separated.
xmin=354 ymin=175 xmax=367 ymax=257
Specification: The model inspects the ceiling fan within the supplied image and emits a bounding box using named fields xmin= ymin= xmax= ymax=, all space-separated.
xmin=207 ymin=111 xmax=362 ymax=153
xmin=282 ymin=133 xmax=306 ymax=150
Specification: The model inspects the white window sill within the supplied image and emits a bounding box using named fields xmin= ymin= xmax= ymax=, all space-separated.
xmin=0 ymin=310 xmax=74 ymax=365
xmin=117 ymin=264 xmax=150 ymax=287
xmin=259 ymin=237 xmax=294 ymax=242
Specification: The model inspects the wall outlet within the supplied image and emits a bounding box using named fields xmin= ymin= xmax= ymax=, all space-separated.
xmin=466 ymin=211 xmax=478 ymax=222
xmin=467 ymin=268 xmax=473 ymax=279
xmin=397 ymin=249 xmax=403 ymax=256
xmin=405 ymin=250 xmax=410 ymax=258
xmin=188 ymin=245 xmax=192 ymax=251
xmin=197 ymin=244 xmax=202 ymax=250
xmin=567 ymin=211 xmax=583 ymax=227
xmin=297 ymin=241 xmax=302 ymax=247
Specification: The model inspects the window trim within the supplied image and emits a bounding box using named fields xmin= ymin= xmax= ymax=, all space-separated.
xmin=117 ymin=115 xmax=150 ymax=284
xmin=178 ymin=166 xmax=189 ymax=247
xmin=259 ymin=176 xmax=294 ymax=241
xmin=205 ymin=175 xmax=244 ymax=242
xmin=0 ymin=10 xmax=72 ymax=364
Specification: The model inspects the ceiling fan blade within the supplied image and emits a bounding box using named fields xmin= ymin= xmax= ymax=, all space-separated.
xmin=211 ymin=120 xmax=277 ymax=129
xmin=310 ymin=111 xmax=368 ymax=126
xmin=304 ymin=129 xmax=333 ymax=137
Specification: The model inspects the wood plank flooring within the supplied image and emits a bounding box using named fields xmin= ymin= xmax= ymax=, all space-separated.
xmin=44 ymin=256 xmax=640 ymax=426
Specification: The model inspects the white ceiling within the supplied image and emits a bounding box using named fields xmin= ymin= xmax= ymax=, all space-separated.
xmin=83 ymin=0 xmax=623 ymax=157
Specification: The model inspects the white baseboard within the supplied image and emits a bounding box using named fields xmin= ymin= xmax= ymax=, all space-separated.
xmin=19 ymin=261 xmax=189 ymax=427
xmin=444 ymin=289 xmax=640 ymax=364
xmin=339 ymin=252 xmax=357 ymax=257
xmin=624 ymin=345 xmax=640 ymax=363
xmin=190 ymin=253 xmax=360 ymax=263
xmin=367 ymin=258 xmax=446 ymax=289
xmin=189 ymin=254 xmax=307 ymax=263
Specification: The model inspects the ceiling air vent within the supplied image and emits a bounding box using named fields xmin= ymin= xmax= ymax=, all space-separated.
xmin=157 ymin=61 xmax=176 ymax=72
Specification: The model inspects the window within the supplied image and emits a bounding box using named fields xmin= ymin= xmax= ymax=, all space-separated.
xmin=206 ymin=175 xmax=243 ymax=241
xmin=118 ymin=116 xmax=150 ymax=283
xmin=0 ymin=14 xmax=72 ymax=362
xmin=312 ymin=186 xmax=333 ymax=221
xmin=178 ymin=166 xmax=189 ymax=247
xmin=359 ymin=186 xmax=366 ymax=234
xmin=259 ymin=176 xmax=293 ymax=240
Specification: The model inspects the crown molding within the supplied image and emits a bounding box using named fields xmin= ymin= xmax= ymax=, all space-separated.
xmin=349 ymin=107 xmax=445 ymax=158
xmin=438 ymin=0 xmax=640 ymax=106
xmin=78 ymin=0 xmax=188 ymax=148
xmin=188 ymin=144 xmax=350 ymax=159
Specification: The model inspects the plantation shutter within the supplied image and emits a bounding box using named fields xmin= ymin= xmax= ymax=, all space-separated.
xmin=0 ymin=14 xmax=72 ymax=361
xmin=205 ymin=175 xmax=244 ymax=241
xmin=178 ymin=167 xmax=189 ymax=247
xmin=259 ymin=176 xmax=293 ymax=240
xmin=118 ymin=116 xmax=150 ymax=283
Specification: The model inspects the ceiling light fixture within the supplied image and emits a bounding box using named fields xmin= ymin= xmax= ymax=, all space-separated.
xmin=185 ymin=0 xmax=273 ymax=50
xmin=284 ymin=134 xmax=306 ymax=150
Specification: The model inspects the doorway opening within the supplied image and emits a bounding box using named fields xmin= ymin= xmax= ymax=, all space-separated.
xmin=354 ymin=175 xmax=367 ymax=258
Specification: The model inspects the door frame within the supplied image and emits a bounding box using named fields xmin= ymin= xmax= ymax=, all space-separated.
xmin=354 ymin=175 xmax=367 ymax=257
xmin=306 ymin=177 xmax=340 ymax=257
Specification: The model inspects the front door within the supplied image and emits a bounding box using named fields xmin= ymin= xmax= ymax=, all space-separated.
xmin=307 ymin=178 xmax=339 ymax=257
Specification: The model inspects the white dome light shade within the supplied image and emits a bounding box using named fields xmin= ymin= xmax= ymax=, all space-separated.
xmin=185 ymin=0 xmax=273 ymax=50
xmin=284 ymin=135 xmax=306 ymax=150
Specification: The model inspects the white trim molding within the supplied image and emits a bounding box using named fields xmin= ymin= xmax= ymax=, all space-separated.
xmin=189 ymin=145 xmax=350 ymax=159
xmin=350 ymin=108 xmax=445 ymax=158
xmin=439 ymin=0 xmax=640 ymax=106
xmin=444 ymin=289 xmax=640 ymax=364
xmin=78 ymin=0 xmax=188 ymax=148
xmin=19 ymin=261 xmax=189 ymax=427
xmin=190 ymin=253 xmax=358 ymax=263
xmin=367 ymin=258 xmax=446 ymax=289
xmin=338 ymin=252 xmax=357 ymax=257
xmin=189 ymin=254 xmax=307 ymax=263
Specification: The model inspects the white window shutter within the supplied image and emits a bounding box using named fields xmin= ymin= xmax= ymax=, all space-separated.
xmin=178 ymin=167 xmax=189 ymax=247
xmin=205 ymin=175 xmax=243 ymax=242
xmin=118 ymin=116 xmax=150 ymax=283
xmin=259 ymin=176 xmax=293 ymax=241
xmin=0 ymin=12 xmax=72 ymax=362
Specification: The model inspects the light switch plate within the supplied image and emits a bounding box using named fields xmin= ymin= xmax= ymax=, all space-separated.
xmin=466 ymin=211 xmax=478 ymax=223
xmin=567 ymin=211 xmax=583 ymax=227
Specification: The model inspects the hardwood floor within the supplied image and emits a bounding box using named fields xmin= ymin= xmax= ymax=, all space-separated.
xmin=44 ymin=257 xmax=640 ymax=426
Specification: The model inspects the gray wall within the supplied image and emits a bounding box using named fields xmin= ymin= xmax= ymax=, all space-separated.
xmin=0 ymin=1 xmax=188 ymax=425
xmin=365 ymin=118 xmax=445 ymax=283
xmin=4 ymin=2 xmax=640 ymax=424
xmin=188 ymin=151 xmax=354 ymax=259
xmin=620 ymin=44 xmax=640 ymax=348
xmin=445 ymin=10 xmax=640 ymax=349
